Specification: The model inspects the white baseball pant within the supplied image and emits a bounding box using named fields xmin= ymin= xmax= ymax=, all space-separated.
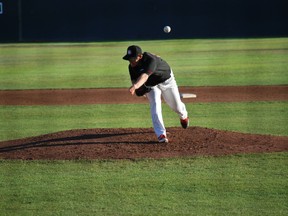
xmin=146 ymin=70 xmax=188 ymax=138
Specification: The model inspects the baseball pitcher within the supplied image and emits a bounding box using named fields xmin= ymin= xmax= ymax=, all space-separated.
xmin=123 ymin=45 xmax=189 ymax=143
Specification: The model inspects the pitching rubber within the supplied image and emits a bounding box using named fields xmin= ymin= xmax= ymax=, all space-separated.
xmin=180 ymin=93 xmax=197 ymax=99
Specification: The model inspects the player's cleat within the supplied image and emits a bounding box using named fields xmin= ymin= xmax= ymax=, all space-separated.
xmin=180 ymin=117 xmax=189 ymax=129
xmin=158 ymin=134 xmax=168 ymax=143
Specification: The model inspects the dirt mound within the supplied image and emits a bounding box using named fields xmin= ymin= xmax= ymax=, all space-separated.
xmin=0 ymin=127 xmax=287 ymax=160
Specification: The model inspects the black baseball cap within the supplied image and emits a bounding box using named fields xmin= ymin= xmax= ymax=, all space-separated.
xmin=122 ymin=45 xmax=142 ymax=60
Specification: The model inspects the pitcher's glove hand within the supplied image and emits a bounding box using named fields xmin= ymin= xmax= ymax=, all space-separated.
xmin=135 ymin=85 xmax=151 ymax=97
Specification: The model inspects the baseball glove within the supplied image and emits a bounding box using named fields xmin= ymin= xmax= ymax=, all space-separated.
xmin=135 ymin=84 xmax=151 ymax=96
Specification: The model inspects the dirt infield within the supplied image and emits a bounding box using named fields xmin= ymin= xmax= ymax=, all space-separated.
xmin=1 ymin=85 xmax=288 ymax=105
xmin=0 ymin=85 xmax=287 ymax=160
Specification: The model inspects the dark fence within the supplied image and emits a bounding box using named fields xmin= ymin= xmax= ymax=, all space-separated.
xmin=1 ymin=0 xmax=287 ymax=42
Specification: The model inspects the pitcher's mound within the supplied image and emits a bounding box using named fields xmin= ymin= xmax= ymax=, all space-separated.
xmin=0 ymin=127 xmax=287 ymax=160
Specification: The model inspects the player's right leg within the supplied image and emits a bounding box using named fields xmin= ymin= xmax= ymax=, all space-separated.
xmin=146 ymin=87 xmax=168 ymax=142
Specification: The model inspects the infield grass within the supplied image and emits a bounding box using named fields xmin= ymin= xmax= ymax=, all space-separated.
xmin=1 ymin=153 xmax=287 ymax=215
xmin=0 ymin=101 xmax=288 ymax=141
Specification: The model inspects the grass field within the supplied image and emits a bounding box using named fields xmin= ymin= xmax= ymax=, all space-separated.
xmin=0 ymin=38 xmax=287 ymax=215
xmin=0 ymin=38 xmax=288 ymax=89
xmin=1 ymin=153 xmax=287 ymax=216
xmin=0 ymin=102 xmax=288 ymax=141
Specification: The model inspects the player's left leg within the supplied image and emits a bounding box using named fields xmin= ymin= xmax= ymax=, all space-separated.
xmin=159 ymin=71 xmax=188 ymax=120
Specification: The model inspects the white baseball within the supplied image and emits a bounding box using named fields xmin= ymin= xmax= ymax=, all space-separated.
xmin=163 ymin=26 xmax=171 ymax=33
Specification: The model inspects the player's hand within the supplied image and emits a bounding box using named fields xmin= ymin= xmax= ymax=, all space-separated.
xmin=129 ymin=85 xmax=136 ymax=95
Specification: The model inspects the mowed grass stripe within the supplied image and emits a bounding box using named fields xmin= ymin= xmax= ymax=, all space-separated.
xmin=0 ymin=38 xmax=287 ymax=89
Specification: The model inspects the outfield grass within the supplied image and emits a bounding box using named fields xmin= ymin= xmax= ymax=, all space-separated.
xmin=0 ymin=38 xmax=288 ymax=89
xmin=0 ymin=153 xmax=287 ymax=216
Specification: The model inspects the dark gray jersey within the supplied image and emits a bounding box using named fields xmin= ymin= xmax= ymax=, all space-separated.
xmin=129 ymin=52 xmax=171 ymax=86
